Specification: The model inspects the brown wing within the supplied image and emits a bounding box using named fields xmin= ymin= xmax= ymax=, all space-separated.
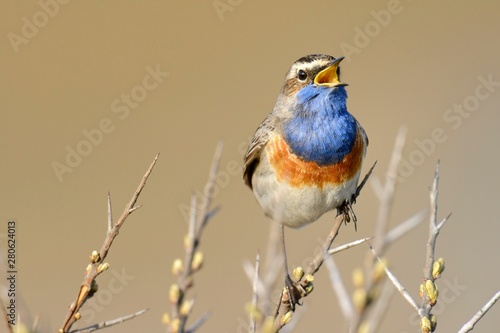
xmin=243 ymin=115 xmax=275 ymax=189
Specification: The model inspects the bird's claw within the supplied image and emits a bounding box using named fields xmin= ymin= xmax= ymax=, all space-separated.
xmin=337 ymin=197 xmax=358 ymax=230
xmin=284 ymin=274 xmax=301 ymax=311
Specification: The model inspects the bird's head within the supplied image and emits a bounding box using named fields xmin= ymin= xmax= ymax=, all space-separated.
xmin=281 ymin=54 xmax=347 ymax=99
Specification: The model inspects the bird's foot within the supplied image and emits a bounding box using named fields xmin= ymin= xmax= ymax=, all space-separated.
xmin=283 ymin=274 xmax=302 ymax=311
xmin=337 ymin=196 xmax=358 ymax=231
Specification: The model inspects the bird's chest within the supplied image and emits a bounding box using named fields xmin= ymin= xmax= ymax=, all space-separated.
xmin=264 ymin=131 xmax=364 ymax=189
xmin=281 ymin=109 xmax=357 ymax=166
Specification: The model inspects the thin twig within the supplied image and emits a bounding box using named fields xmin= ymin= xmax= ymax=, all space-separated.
xmin=186 ymin=312 xmax=211 ymax=333
xmin=365 ymin=280 xmax=394 ymax=333
xmin=196 ymin=141 xmax=224 ymax=235
xmin=324 ymin=255 xmax=354 ymax=320
xmin=457 ymin=291 xmax=500 ymax=333
xmin=169 ymin=142 xmax=223 ymax=333
xmin=68 ymin=308 xmax=148 ymax=333
xmin=369 ymin=245 xmax=419 ymax=313
xmin=305 ymin=214 xmax=344 ymax=276
xmin=59 ymin=154 xmax=159 ymax=333
xmin=383 ymin=209 xmax=427 ymax=245
xmin=424 ymin=160 xmax=441 ymax=283
xmin=371 ymin=126 xmax=407 ymax=254
xmin=327 ymin=237 xmax=373 ymax=256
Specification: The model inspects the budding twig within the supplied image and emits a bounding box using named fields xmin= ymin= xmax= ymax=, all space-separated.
xmin=58 ymin=154 xmax=159 ymax=333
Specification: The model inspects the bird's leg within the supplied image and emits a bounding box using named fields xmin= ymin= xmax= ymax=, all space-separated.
xmin=337 ymin=195 xmax=358 ymax=231
xmin=348 ymin=195 xmax=358 ymax=231
xmin=281 ymin=224 xmax=299 ymax=310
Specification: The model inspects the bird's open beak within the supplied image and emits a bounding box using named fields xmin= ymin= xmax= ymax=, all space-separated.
xmin=314 ymin=56 xmax=346 ymax=87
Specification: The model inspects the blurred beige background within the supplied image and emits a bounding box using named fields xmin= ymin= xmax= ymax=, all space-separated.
xmin=1 ymin=1 xmax=499 ymax=332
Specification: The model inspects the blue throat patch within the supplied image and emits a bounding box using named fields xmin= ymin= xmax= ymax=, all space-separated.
xmin=282 ymin=86 xmax=357 ymax=166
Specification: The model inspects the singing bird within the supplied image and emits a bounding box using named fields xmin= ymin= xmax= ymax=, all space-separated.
xmin=243 ymin=54 xmax=368 ymax=307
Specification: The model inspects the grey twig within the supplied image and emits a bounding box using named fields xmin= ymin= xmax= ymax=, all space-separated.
xmin=457 ymin=291 xmax=500 ymax=333
xmin=369 ymin=245 xmax=419 ymax=313
xmin=371 ymin=125 xmax=407 ymax=254
xmin=383 ymin=209 xmax=427 ymax=245
xmin=68 ymin=308 xmax=148 ymax=333
xmin=327 ymin=237 xmax=373 ymax=256
xmin=186 ymin=312 xmax=211 ymax=333
xmin=325 ymin=255 xmax=354 ymax=320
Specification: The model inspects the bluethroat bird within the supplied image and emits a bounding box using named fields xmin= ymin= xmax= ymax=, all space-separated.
xmin=243 ymin=54 xmax=368 ymax=308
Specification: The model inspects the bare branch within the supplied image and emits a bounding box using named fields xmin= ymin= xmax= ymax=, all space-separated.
xmin=59 ymin=154 xmax=159 ymax=333
xmin=69 ymin=308 xmax=148 ymax=333
xmin=186 ymin=312 xmax=211 ymax=333
xmin=327 ymin=237 xmax=373 ymax=256
xmin=424 ymin=161 xmax=441 ymax=283
xmin=324 ymin=256 xmax=354 ymax=320
xmin=305 ymin=214 xmax=344 ymax=276
xmin=364 ymin=280 xmax=394 ymax=333
xmin=371 ymin=126 xmax=407 ymax=254
xmin=369 ymin=245 xmax=420 ymax=313
xmin=167 ymin=143 xmax=223 ymax=333
xmin=457 ymin=291 xmax=500 ymax=333
xmin=437 ymin=212 xmax=452 ymax=230
xmin=383 ymin=209 xmax=427 ymax=245
xmin=196 ymin=141 xmax=224 ymax=235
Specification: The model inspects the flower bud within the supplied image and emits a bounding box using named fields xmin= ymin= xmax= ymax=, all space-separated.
xmin=429 ymin=314 xmax=437 ymax=332
xmin=352 ymin=288 xmax=367 ymax=312
xmin=432 ymin=258 xmax=445 ymax=279
xmin=293 ymin=267 xmax=304 ymax=281
xmin=180 ymin=299 xmax=194 ymax=316
xmin=172 ymin=258 xmax=183 ymax=276
xmin=424 ymin=280 xmax=439 ymax=306
xmin=352 ymin=267 xmax=364 ymax=288
xmin=245 ymin=303 xmax=262 ymax=322
xmin=304 ymin=274 xmax=314 ymax=283
xmin=420 ymin=316 xmax=432 ymax=333
xmin=191 ymin=251 xmax=204 ymax=271
xmin=162 ymin=313 xmax=171 ymax=325
xmin=90 ymin=250 xmax=100 ymax=263
xmin=170 ymin=318 xmax=180 ymax=333
xmin=169 ymin=283 xmax=182 ymax=304
xmin=97 ymin=262 xmax=109 ymax=273
xmin=280 ymin=311 xmax=293 ymax=326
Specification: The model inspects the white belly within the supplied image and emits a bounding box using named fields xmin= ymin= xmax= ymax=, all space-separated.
xmin=251 ymin=157 xmax=360 ymax=229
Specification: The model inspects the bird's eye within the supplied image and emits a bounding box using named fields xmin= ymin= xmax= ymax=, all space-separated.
xmin=297 ymin=70 xmax=307 ymax=81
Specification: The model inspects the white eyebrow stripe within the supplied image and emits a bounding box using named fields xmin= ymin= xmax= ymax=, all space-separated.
xmin=288 ymin=59 xmax=332 ymax=78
